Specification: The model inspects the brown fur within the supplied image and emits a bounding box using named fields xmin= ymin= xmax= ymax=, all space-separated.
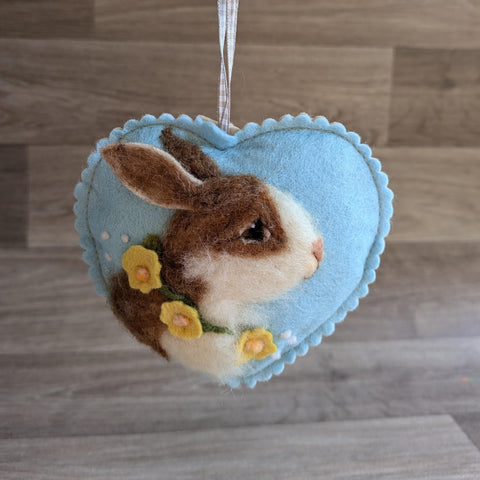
xmin=109 ymin=271 xmax=169 ymax=360
xmin=105 ymin=133 xmax=288 ymax=355
xmin=101 ymin=143 xmax=201 ymax=210
xmin=161 ymin=127 xmax=221 ymax=180
xmin=162 ymin=177 xmax=287 ymax=303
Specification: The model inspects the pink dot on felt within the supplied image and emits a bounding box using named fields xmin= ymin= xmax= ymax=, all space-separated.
xmin=104 ymin=252 xmax=112 ymax=262
xmin=101 ymin=231 xmax=110 ymax=240
xmin=121 ymin=234 xmax=129 ymax=243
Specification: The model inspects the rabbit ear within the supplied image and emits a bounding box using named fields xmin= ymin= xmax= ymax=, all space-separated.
xmin=101 ymin=143 xmax=203 ymax=210
xmin=161 ymin=127 xmax=221 ymax=180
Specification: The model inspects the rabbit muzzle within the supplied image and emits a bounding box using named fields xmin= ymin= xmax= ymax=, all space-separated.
xmin=304 ymin=237 xmax=323 ymax=279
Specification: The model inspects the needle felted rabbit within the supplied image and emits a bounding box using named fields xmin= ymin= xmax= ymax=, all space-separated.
xmin=101 ymin=128 xmax=323 ymax=382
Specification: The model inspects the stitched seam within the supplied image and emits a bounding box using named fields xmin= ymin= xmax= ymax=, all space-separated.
xmin=88 ymin=121 xmax=384 ymax=374
xmin=86 ymin=158 xmax=108 ymax=289
xmin=245 ymin=160 xmax=383 ymax=382
xmin=121 ymin=123 xmax=365 ymax=155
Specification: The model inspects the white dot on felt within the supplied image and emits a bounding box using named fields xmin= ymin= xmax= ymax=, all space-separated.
xmin=121 ymin=234 xmax=130 ymax=243
xmin=287 ymin=336 xmax=297 ymax=345
xmin=280 ymin=330 xmax=292 ymax=339
xmin=104 ymin=252 xmax=112 ymax=262
xmin=271 ymin=351 xmax=281 ymax=360
xmin=101 ymin=231 xmax=110 ymax=240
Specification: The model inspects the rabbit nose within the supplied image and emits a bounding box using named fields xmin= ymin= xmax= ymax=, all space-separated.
xmin=312 ymin=237 xmax=323 ymax=262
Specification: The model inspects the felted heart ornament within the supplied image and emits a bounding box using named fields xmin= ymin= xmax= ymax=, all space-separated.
xmin=74 ymin=113 xmax=393 ymax=387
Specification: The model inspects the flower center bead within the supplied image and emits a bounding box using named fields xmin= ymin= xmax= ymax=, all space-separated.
xmin=172 ymin=313 xmax=190 ymax=328
xmin=134 ymin=266 xmax=150 ymax=283
xmin=245 ymin=338 xmax=264 ymax=355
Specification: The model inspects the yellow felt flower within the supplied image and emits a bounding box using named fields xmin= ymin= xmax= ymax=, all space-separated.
xmin=160 ymin=301 xmax=203 ymax=339
xmin=122 ymin=245 xmax=162 ymax=294
xmin=237 ymin=328 xmax=277 ymax=364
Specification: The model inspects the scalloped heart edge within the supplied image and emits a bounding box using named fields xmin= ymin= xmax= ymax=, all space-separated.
xmin=74 ymin=112 xmax=394 ymax=389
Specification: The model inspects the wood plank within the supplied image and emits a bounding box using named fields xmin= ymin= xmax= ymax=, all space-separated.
xmin=389 ymin=48 xmax=480 ymax=146
xmin=1 ymin=242 xmax=478 ymax=355
xmin=28 ymin=146 xmax=93 ymax=247
xmin=1 ymin=416 xmax=479 ymax=479
xmin=454 ymin=412 xmax=480 ymax=451
xmin=377 ymin=147 xmax=480 ymax=241
xmin=234 ymin=44 xmax=392 ymax=146
xmin=0 ymin=0 xmax=94 ymax=38
xmin=95 ymin=0 xmax=480 ymax=49
xmin=330 ymin=241 xmax=480 ymax=342
xmin=0 ymin=248 xmax=140 ymax=354
xmin=1 ymin=337 xmax=479 ymax=438
xmin=95 ymin=0 xmax=218 ymax=44
xmin=0 ymin=146 xmax=28 ymax=247
xmin=0 ymin=39 xmax=392 ymax=146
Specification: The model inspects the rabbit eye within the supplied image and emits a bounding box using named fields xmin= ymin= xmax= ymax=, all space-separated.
xmin=241 ymin=218 xmax=271 ymax=244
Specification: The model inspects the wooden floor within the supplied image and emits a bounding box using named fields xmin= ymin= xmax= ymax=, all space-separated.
xmin=1 ymin=1 xmax=480 ymax=478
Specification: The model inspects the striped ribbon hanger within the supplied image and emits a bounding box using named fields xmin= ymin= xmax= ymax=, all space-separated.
xmin=217 ymin=0 xmax=239 ymax=133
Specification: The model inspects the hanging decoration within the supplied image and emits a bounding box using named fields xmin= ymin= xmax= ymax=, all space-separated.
xmin=74 ymin=0 xmax=393 ymax=388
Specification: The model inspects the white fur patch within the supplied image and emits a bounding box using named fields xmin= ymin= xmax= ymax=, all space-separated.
xmin=184 ymin=186 xmax=320 ymax=319
xmin=160 ymin=302 xmax=262 ymax=380
xmin=161 ymin=331 xmax=244 ymax=381
xmin=162 ymin=185 xmax=321 ymax=381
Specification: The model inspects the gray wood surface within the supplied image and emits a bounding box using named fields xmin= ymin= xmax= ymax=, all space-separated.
xmin=378 ymin=147 xmax=480 ymax=241
xmin=96 ymin=0 xmax=480 ymax=48
xmin=331 ymin=241 xmax=480 ymax=342
xmin=2 ymin=337 xmax=479 ymax=438
xmin=0 ymin=247 xmax=132 ymax=355
xmin=454 ymin=412 xmax=480 ymax=451
xmin=0 ymin=40 xmax=391 ymax=146
xmin=0 ymin=0 xmax=94 ymax=38
xmin=390 ymin=48 xmax=480 ymax=146
xmin=0 ymin=146 xmax=28 ymax=247
xmin=28 ymin=146 xmax=93 ymax=247
xmin=1 ymin=416 xmax=479 ymax=480
xmin=1 ymin=1 xmax=480 ymax=478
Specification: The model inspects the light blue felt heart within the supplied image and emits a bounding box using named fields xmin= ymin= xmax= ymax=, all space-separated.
xmin=74 ymin=113 xmax=393 ymax=388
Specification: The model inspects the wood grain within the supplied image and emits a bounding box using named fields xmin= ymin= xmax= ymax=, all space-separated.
xmin=377 ymin=147 xmax=480 ymax=241
xmin=0 ymin=146 xmax=28 ymax=247
xmin=96 ymin=0 xmax=480 ymax=49
xmin=454 ymin=412 xmax=480 ymax=451
xmin=330 ymin=241 xmax=480 ymax=342
xmin=0 ymin=248 xmax=139 ymax=354
xmin=389 ymin=48 xmax=480 ymax=146
xmin=28 ymin=146 xmax=93 ymax=247
xmin=1 ymin=1 xmax=480 ymax=473
xmin=0 ymin=0 xmax=94 ymax=38
xmin=0 ymin=40 xmax=392 ymax=146
xmin=1 ymin=336 xmax=479 ymax=438
xmin=1 ymin=416 xmax=479 ymax=479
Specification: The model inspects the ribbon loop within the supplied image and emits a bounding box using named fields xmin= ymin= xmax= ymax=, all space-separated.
xmin=217 ymin=0 xmax=239 ymax=133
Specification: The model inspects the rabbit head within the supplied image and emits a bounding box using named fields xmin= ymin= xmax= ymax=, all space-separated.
xmin=101 ymin=131 xmax=323 ymax=316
